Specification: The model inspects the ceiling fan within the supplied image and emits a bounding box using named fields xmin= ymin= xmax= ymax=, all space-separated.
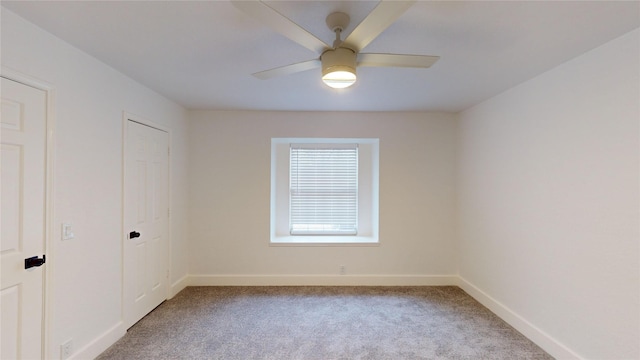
xmin=232 ymin=0 xmax=440 ymax=89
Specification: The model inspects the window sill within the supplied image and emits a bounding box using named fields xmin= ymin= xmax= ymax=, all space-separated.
xmin=270 ymin=235 xmax=379 ymax=247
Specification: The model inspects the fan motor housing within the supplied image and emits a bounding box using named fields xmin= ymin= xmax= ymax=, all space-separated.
xmin=321 ymin=47 xmax=357 ymax=77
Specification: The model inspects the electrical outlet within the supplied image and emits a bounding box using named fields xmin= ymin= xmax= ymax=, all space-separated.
xmin=340 ymin=265 xmax=346 ymax=275
xmin=60 ymin=339 xmax=73 ymax=360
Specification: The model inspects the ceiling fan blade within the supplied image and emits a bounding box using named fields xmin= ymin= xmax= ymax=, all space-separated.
xmin=357 ymin=53 xmax=439 ymax=68
xmin=343 ymin=0 xmax=416 ymax=52
xmin=252 ymin=59 xmax=321 ymax=80
xmin=232 ymin=0 xmax=329 ymax=54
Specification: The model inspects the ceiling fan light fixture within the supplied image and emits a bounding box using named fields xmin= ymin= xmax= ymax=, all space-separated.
xmin=321 ymin=48 xmax=357 ymax=89
xmin=322 ymin=69 xmax=356 ymax=89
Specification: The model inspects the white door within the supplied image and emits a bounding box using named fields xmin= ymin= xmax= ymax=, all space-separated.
xmin=124 ymin=120 xmax=169 ymax=329
xmin=1 ymin=77 xmax=47 ymax=359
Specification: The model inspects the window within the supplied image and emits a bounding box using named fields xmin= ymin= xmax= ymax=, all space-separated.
xmin=271 ymin=138 xmax=379 ymax=245
xmin=289 ymin=144 xmax=358 ymax=235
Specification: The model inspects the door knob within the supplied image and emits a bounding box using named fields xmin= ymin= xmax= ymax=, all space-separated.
xmin=25 ymin=255 xmax=46 ymax=269
xmin=129 ymin=231 xmax=141 ymax=239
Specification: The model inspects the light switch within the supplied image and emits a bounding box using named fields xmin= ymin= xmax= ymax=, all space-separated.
xmin=62 ymin=223 xmax=75 ymax=240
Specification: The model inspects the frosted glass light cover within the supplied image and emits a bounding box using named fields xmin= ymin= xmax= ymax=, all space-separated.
xmin=322 ymin=70 xmax=356 ymax=88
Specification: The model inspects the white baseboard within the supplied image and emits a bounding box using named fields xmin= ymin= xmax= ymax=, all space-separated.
xmin=456 ymin=276 xmax=582 ymax=360
xmin=169 ymin=274 xmax=190 ymax=298
xmin=68 ymin=321 xmax=125 ymax=360
xmin=188 ymin=274 xmax=458 ymax=286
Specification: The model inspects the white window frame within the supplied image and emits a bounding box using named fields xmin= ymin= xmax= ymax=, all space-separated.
xmin=271 ymin=138 xmax=379 ymax=245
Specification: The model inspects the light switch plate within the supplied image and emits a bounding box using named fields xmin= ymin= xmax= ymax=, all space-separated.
xmin=62 ymin=223 xmax=75 ymax=240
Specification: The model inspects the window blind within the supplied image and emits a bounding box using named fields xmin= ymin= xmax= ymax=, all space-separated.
xmin=290 ymin=144 xmax=358 ymax=235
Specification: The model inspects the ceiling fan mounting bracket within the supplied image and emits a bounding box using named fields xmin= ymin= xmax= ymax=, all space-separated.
xmin=326 ymin=12 xmax=350 ymax=33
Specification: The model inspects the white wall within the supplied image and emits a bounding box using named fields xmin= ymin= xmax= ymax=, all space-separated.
xmin=1 ymin=9 xmax=190 ymax=359
xmin=457 ymin=28 xmax=639 ymax=359
xmin=188 ymin=111 xmax=457 ymax=283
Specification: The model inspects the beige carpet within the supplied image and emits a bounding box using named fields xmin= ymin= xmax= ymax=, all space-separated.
xmin=97 ymin=286 xmax=553 ymax=359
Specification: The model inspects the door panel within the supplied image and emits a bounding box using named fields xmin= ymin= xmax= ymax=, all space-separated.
xmin=1 ymin=144 xmax=21 ymax=251
xmin=1 ymin=77 xmax=47 ymax=359
xmin=124 ymin=120 xmax=169 ymax=328
xmin=1 ymin=285 xmax=20 ymax=359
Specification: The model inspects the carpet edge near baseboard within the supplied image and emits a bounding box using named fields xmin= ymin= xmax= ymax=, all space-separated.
xmin=91 ymin=274 xmax=582 ymax=360
xmin=457 ymin=276 xmax=583 ymax=360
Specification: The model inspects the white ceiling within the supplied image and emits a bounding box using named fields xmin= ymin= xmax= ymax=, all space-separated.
xmin=3 ymin=1 xmax=639 ymax=112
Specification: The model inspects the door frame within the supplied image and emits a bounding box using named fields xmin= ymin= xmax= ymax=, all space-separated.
xmin=1 ymin=66 xmax=56 ymax=359
xmin=121 ymin=112 xmax=172 ymax=327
